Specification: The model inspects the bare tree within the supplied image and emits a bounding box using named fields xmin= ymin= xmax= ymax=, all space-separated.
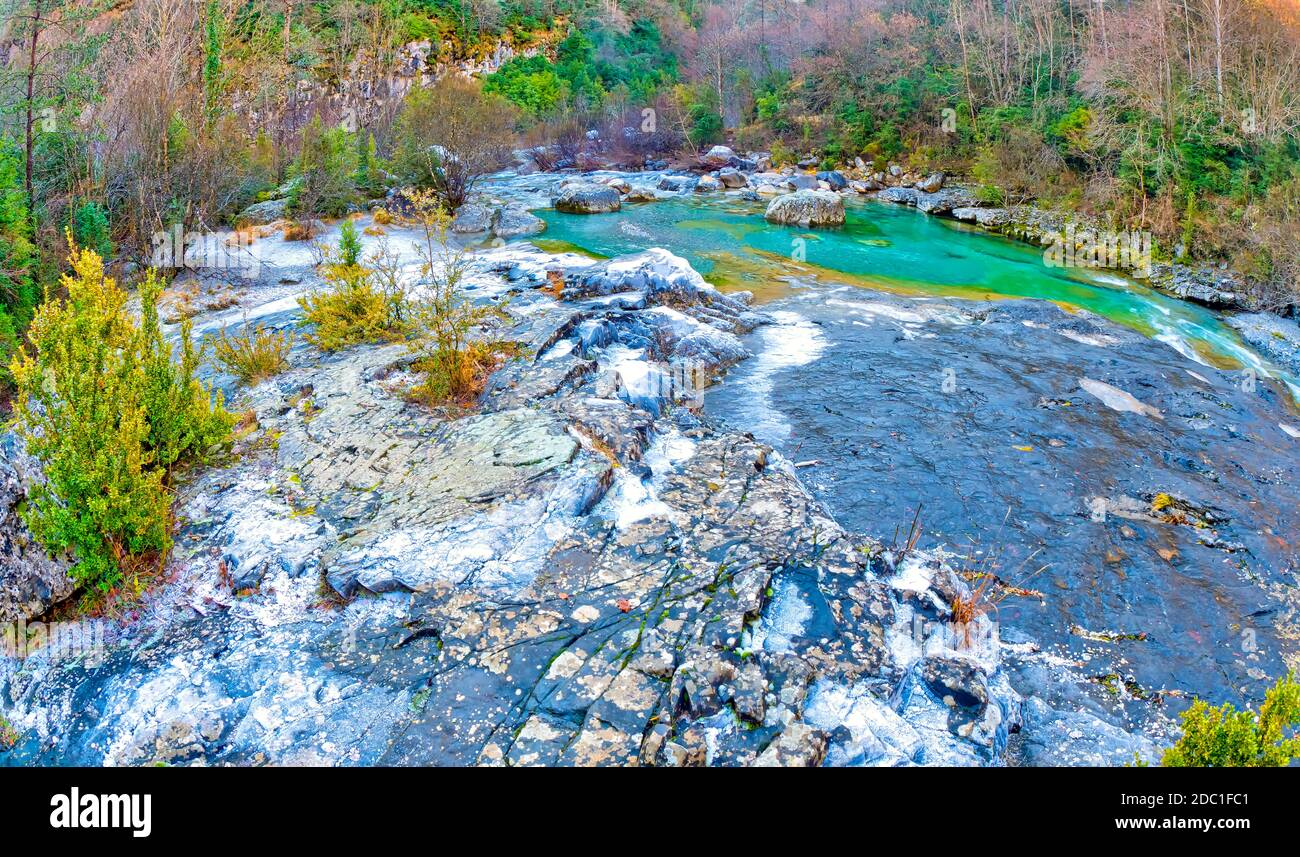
xmin=390 ymin=77 xmax=519 ymax=208
xmin=0 ymin=0 xmax=99 ymax=229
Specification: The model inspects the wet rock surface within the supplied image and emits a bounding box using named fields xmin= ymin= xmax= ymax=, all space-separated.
xmin=554 ymin=183 xmax=621 ymax=214
xmin=490 ymin=203 xmax=546 ymax=238
xmin=451 ymin=203 xmax=493 ymax=233
xmin=0 ymin=434 xmax=74 ymax=623
xmin=709 ymin=287 xmax=1300 ymax=763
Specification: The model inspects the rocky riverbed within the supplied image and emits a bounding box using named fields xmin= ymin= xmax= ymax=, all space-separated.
xmin=1 ymin=227 xmax=1034 ymax=767
xmin=3 ymin=160 xmax=1297 ymax=767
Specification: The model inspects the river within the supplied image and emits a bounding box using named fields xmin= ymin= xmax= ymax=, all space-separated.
xmin=490 ymin=173 xmax=1300 ymax=751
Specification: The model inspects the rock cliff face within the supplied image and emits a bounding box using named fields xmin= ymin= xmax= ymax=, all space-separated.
xmin=0 ymin=239 xmax=1020 ymax=767
xmin=0 ymin=435 xmax=74 ymax=624
xmin=233 ymin=37 xmax=555 ymax=133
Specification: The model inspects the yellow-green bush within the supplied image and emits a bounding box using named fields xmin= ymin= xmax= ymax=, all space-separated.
xmin=403 ymin=190 xmax=512 ymax=405
xmin=0 ymin=713 xmax=18 ymax=749
xmin=7 ymin=244 xmax=233 ymax=595
xmin=298 ymin=227 xmax=409 ymax=351
xmin=210 ymin=316 xmax=293 ymax=384
xmin=1159 ymin=672 xmax=1300 ymax=767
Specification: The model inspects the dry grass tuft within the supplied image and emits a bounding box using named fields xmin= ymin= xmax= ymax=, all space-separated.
xmin=210 ymin=316 xmax=293 ymax=384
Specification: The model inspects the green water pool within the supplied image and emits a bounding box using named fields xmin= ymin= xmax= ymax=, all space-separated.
xmin=532 ymin=192 xmax=1288 ymax=387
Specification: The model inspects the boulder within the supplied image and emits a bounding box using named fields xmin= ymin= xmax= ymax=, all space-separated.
xmin=450 ymin=203 xmax=492 ymax=233
xmin=717 ymin=167 xmax=747 ymax=188
xmin=490 ymin=204 xmax=546 ymax=238
xmin=624 ymin=186 xmax=658 ymax=203
xmin=695 ymin=175 xmax=722 ymax=193
xmin=787 ymin=173 xmax=820 ymax=191
xmin=237 ymin=198 xmax=288 ymax=226
xmin=915 ymin=187 xmax=976 ymax=214
xmin=554 ymin=183 xmax=621 ymax=214
xmin=701 ymin=145 xmax=736 ymax=168
xmin=952 ymin=206 xmax=1010 ymax=228
xmin=816 ymin=170 xmax=848 ymax=191
xmin=916 ymin=171 xmax=945 ymax=193
xmin=657 ymin=175 xmax=690 ymax=193
xmin=764 ymin=190 xmax=846 ymax=228
xmin=604 ymin=177 xmax=631 ymax=194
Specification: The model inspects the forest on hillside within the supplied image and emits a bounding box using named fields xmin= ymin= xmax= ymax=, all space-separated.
xmin=1 ymin=0 xmax=1298 ymax=388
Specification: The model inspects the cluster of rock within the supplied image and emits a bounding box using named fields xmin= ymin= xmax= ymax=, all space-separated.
xmin=1 ymin=242 xmax=1022 ymax=767
xmin=529 ymin=146 xmax=952 ymax=230
xmin=1148 ymin=262 xmax=1247 ymax=309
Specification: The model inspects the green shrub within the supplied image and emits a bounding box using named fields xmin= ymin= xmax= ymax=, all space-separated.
xmin=298 ymin=229 xmax=409 ymax=351
xmin=403 ymin=190 xmax=512 ymax=405
xmin=7 ymin=245 xmax=233 ymax=595
xmin=1159 ymin=672 xmax=1300 ymax=767
xmin=209 ymin=316 xmax=293 ymax=384
xmin=289 ymin=115 xmax=358 ymax=218
xmin=68 ymin=200 xmax=112 ymax=259
xmin=338 ymin=218 xmax=363 ymax=267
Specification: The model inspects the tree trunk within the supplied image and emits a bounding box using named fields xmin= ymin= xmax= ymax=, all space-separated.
xmin=24 ymin=0 xmax=44 ymax=234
